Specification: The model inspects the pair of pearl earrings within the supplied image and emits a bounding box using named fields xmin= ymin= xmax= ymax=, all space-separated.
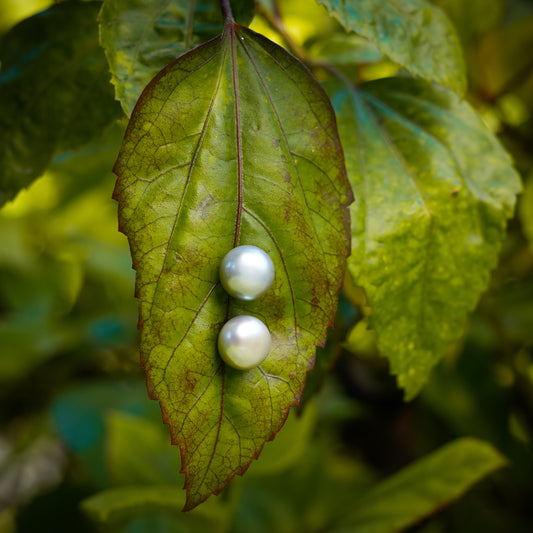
xmin=217 ymin=245 xmax=275 ymax=370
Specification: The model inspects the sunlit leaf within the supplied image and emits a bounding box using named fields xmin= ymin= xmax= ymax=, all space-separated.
xmin=99 ymin=0 xmax=255 ymax=117
xmin=113 ymin=21 xmax=352 ymax=509
xmin=316 ymin=0 xmax=466 ymax=94
xmin=329 ymin=77 xmax=521 ymax=398
xmin=333 ymin=438 xmax=507 ymax=533
xmin=0 ymin=1 xmax=120 ymax=207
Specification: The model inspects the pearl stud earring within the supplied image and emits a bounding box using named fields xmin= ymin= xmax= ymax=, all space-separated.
xmin=217 ymin=315 xmax=271 ymax=370
xmin=219 ymin=245 xmax=275 ymax=301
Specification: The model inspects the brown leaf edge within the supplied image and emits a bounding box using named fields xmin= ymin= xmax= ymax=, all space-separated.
xmin=112 ymin=20 xmax=353 ymax=511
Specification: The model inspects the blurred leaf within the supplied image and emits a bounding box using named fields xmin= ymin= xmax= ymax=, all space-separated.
xmin=0 ymin=508 xmax=15 ymax=533
xmin=247 ymin=403 xmax=317 ymax=477
xmin=100 ymin=0 xmax=255 ymax=117
xmin=0 ymin=1 xmax=121 ymax=207
xmin=52 ymin=381 xmax=160 ymax=486
xmin=82 ymin=486 xmax=226 ymax=532
xmin=233 ymin=429 xmax=375 ymax=533
xmin=333 ymin=438 xmax=507 ymax=533
xmin=316 ymin=0 xmax=466 ymax=94
xmin=475 ymin=14 xmax=533 ymax=98
xmin=433 ymin=0 xmax=503 ymax=44
xmin=113 ymin=21 xmax=351 ymax=510
xmin=519 ymin=175 xmax=533 ymax=249
xmin=0 ymin=0 xmax=52 ymax=35
xmin=309 ymin=33 xmax=381 ymax=66
xmin=329 ymin=77 xmax=521 ymax=398
xmin=106 ymin=412 xmax=180 ymax=486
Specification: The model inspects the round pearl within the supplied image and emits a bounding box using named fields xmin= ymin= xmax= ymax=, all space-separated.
xmin=218 ymin=315 xmax=271 ymax=370
xmin=219 ymin=245 xmax=275 ymax=301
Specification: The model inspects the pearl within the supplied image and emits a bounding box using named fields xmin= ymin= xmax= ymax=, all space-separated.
xmin=218 ymin=315 xmax=271 ymax=370
xmin=219 ymin=245 xmax=275 ymax=300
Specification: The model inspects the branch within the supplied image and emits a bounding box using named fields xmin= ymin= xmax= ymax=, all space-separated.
xmin=220 ymin=0 xmax=234 ymax=22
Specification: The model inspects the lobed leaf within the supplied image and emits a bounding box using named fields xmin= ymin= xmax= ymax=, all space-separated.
xmin=333 ymin=438 xmax=507 ymax=533
xmin=0 ymin=1 xmax=120 ymax=207
xmin=316 ymin=0 xmax=466 ymax=94
xmin=99 ymin=0 xmax=255 ymax=117
xmin=113 ymin=22 xmax=352 ymax=509
xmin=329 ymin=77 xmax=521 ymax=398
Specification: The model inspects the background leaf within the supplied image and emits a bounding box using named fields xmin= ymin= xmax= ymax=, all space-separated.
xmin=82 ymin=486 xmax=226 ymax=532
xmin=329 ymin=77 xmax=521 ymax=398
xmin=0 ymin=1 xmax=120 ymax=207
xmin=99 ymin=0 xmax=256 ymax=117
xmin=113 ymin=22 xmax=352 ymax=509
xmin=106 ymin=411 xmax=180 ymax=486
xmin=332 ymin=438 xmax=507 ymax=533
xmin=316 ymin=0 xmax=466 ymax=94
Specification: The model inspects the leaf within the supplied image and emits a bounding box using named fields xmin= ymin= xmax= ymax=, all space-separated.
xmin=0 ymin=1 xmax=121 ymax=207
xmin=309 ymin=33 xmax=382 ymax=67
xmin=81 ymin=486 xmax=226 ymax=531
xmin=329 ymin=77 xmax=521 ymax=398
xmin=106 ymin=411 xmax=181 ymax=486
xmin=51 ymin=380 xmax=159 ymax=486
xmin=519 ymin=175 xmax=533 ymax=251
xmin=475 ymin=13 xmax=533 ymax=99
xmin=113 ymin=22 xmax=352 ymax=510
xmin=433 ymin=0 xmax=503 ymax=45
xmin=246 ymin=403 xmax=317 ymax=477
xmin=99 ymin=0 xmax=255 ymax=117
xmin=332 ymin=438 xmax=507 ymax=533
xmin=316 ymin=0 xmax=466 ymax=94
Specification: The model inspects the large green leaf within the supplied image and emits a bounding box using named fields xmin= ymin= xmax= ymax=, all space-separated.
xmin=329 ymin=77 xmax=521 ymax=398
xmin=316 ymin=0 xmax=466 ymax=94
xmin=99 ymin=0 xmax=256 ymax=117
xmin=113 ymin=22 xmax=352 ymax=510
xmin=0 ymin=1 xmax=120 ymax=207
xmin=333 ymin=438 xmax=507 ymax=533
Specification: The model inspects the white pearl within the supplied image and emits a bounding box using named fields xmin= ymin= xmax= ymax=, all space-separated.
xmin=219 ymin=245 xmax=275 ymax=301
xmin=218 ymin=315 xmax=271 ymax=370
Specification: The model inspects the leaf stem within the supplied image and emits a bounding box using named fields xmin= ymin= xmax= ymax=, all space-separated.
xmin=255 ymin=2 xmax=308 ymax=63
xmin=220 ymin=0 xmax=234 ymax=22
xmin=185 ymin=0 xmax=196 ymax=50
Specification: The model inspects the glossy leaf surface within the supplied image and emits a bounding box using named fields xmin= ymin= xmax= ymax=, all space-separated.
xmin=330 ymin=77 xmax=520 ymax=398
xmin=316 ymin=0 xmax=466 ymax=94
xmin=99 ymin=0 xmax=255 ymax=117
xmin=0 ymin=1 xmax=120 ymax=207
xmin=333 ymin=438 xmax=507 ymax=533
xmin=113 ymin=22 xmax=352 ymax=509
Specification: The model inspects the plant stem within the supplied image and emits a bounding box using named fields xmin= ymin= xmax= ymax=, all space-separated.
xmin=255 ymin=2 xmax=308 ymax=63
xmin=220 ymin=0 xmax=234 ymax=22
xmin=185 ymin=0 xmax=196 ymax=50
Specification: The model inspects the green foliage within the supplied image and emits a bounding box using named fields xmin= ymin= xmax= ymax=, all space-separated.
xmin=0 ymin=1 xmax=121 ymax=206
xmin=99 ymin=0 xmax=221 ymax=117
xmin=332 ymin=438 xmax=507 ymax=533
xmin=316 ymin=0 xmax=466 ymax=94
xmin=330 ymin=77 xmax=521 ymax=398
xmin=1 ymin=0 xmax=532 ymax=531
